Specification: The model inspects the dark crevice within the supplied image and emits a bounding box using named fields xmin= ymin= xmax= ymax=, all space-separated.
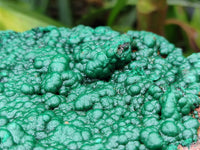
xmin=131 ymin=45 xmax=138 ymax=52
xmin=157 ymin=51 xmax=167 ymax=58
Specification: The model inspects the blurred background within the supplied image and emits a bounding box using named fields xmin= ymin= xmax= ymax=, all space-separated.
xmin=0 ymin=0 xmax=200 ymax=55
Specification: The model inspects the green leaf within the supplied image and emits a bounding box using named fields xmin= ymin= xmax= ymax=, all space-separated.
xmin=173 ymin=6 xmax=188 ymax=22
xmin=107 ymin=0 xmax=128 ymax=26
xmin=191 ymin=8 xmax=200 ymax=49
xmin=115 ymin=7 xmax=136 ymax=27
xmin=112 ymin=25 xmax=134 ymax=33
xmin=0 ymin=0 xmax=63 ymax=32
xmin=191 ymin=8 xmax=200 ymax=28
xmin=104 ymin=0 xmax=137 ymax=9
xmin=36 ymin=0 xmax=49 ymax=13
xmin=167 ymin=0 xmax=200 ymax=8
xmin=58 ymin=0 xmax=73 ymax=26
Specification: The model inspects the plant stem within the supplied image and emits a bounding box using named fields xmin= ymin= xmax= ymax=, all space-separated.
xmin=58 ymin=0 xmax=73 ymax=26
xmin=136 ymin=0 xmax=167 ymax=35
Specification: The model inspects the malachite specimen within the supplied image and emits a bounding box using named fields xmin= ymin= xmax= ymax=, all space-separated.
xmin=0 ymin=25 xmax=200 ymax=150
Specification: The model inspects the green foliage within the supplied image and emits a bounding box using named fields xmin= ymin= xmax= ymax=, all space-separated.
xmin=105 ymin=0 xmax=200 ymax=52
xmin=58 ymin=0 xmax=73 ymax=26
xmin=168 ymin=0 xmax=200 ymax=8
xmin=107 ymin=0 xmax=128 ymax=26
xmin=0 ymin=0 xmax=63 ymax=31
xmin=191 ymin=8 xmax=200 ymax=49
xmin=0 ymin=0 xmax=200 ymax=53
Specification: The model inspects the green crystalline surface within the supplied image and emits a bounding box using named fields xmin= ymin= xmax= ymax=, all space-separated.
xmin=0 ymin=25 xmax=200 ymax=150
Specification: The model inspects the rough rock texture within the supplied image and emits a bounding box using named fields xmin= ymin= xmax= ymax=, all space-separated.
xmin=0 ymin=25 xmax=200 ymax=149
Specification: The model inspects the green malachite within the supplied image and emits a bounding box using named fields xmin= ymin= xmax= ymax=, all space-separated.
xmin=0 ymin=25 xmax=200 ymax=149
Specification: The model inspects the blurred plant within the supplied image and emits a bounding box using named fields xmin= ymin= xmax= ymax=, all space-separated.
xmin=0 ymin=0 xmax=63 ymax=31
xmin=0 ymin=0 xmax=200 ymax=54
xmin=137 ymin=0 xmax=167 ymax=35
xmin=104 ymin=0 xmax=200 ymax=55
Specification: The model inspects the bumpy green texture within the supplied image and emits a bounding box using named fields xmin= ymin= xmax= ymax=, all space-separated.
xmin=0 ymin=25 xmax=200 ymax=150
